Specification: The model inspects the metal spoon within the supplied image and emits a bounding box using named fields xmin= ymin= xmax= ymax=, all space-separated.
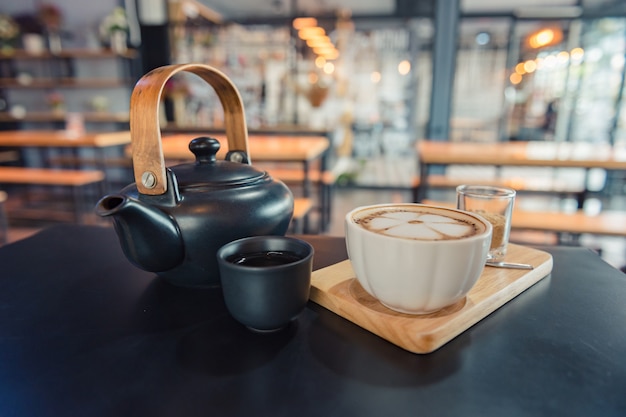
xmin=486 ymin=261 xmax=534 ymax=270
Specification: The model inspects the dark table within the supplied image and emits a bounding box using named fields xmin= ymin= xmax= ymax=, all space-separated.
xmin=1 ymin=225 xmax=626 ymax=416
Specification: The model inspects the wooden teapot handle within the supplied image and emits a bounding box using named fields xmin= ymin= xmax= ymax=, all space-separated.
xmin=130 ymin=63 xmax=249 ymax=195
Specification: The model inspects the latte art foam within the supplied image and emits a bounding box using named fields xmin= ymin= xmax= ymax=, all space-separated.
xmin=354 ymin=208 xmax=482 ymax=241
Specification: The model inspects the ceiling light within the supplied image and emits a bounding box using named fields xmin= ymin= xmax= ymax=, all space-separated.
xmin=313 ymin=45 xmax=336 ymax=54
xmin=523 ymin=60 xmax=537 ymax=73
xmin=509 ymin=73 xmax=522 ymax=85
xmin=298 ymin=27 xmax=325 ymax=40
xmin=570 ymin=47 xmax=584 ymax=61
xmin=306 ymin=36 xmax=331 ymax=48
xmin=293 ymin=17 xmax=317 ymax=30
xmin=321 ymin=50 xmax=339 ymax=60
xmin=557 ymin=51 xmax=570 ymax=64
xmin=528 ymin=28 xmax=563 ymax=49
xmin=398 ymin=60 xmax=411 ymax=75
xmin=543 ymin=55 xmax=557 ymax=68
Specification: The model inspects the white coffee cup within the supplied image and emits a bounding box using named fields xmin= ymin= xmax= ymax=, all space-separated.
xmin=345 ymin=203 xmax=492 ymax=314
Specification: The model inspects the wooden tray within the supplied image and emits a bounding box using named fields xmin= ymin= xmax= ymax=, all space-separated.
xmin=310 ymin=243 xmax=553 ymax=354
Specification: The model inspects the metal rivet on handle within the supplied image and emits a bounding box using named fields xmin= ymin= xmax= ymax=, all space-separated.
xmin=228 ymin=152 xmax=244 ymax=163
xmin=141 ymin=171 xmax=157 ymax=189
xmin=226 ymin=151 xmax=251 ymax=164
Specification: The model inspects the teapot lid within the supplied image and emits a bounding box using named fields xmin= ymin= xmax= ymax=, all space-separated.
xmin=169 ymin=137 xmax=264 ymax=188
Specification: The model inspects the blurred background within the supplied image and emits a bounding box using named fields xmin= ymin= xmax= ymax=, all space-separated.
xmin=1 ymin=0 xmax=626 ymax=265
xmin=2 ymin=0 xmax=625 ymax=147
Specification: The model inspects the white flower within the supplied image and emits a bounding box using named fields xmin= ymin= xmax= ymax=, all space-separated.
xmin=99 ymin=7 xmax=128 ymax=39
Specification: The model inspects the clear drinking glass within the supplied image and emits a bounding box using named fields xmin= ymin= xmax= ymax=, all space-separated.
xmin=456 ymin=185 xmax=516 ymax=262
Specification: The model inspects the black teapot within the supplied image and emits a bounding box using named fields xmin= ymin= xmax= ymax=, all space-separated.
xmin=96 ymin=64 xmax=294 ymax=287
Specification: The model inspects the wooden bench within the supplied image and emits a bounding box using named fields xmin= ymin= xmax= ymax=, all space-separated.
xmin=0 ymin=166 xmax=105 ymax=223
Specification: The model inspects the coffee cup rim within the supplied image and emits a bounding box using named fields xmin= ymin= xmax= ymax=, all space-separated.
xmin=345 ymin=203 xmax=493 ymax=242
xmin=217 ymin=235 xmax=314 ymax=270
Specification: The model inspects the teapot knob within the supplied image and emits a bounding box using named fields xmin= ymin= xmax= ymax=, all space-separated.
xmin=189 ymin=137 xmax=220 ymax=164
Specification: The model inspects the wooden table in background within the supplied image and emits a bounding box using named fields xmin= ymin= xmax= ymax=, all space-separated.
xmin=0 ymin=130 xmax=132 ymax=190
xmin=415 ymin=140 xmax=626 ymax=203
xmin=0 ymin=130 xmax=131 ymax=148
xmin=160 ymin=133 xmax=329 ymax=162
xmin=0 ymin=131 xmax=329 ymax=176
xmin=0 ymin=129 xmax=132 ymax=169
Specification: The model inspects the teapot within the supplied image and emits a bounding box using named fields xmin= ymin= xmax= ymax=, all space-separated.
xmin=95 ymin=63 xmax=294 ymax=288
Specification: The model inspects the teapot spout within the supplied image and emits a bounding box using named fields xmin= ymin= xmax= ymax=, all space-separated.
xmin=96 ymin=194 xmax=184 ymax=272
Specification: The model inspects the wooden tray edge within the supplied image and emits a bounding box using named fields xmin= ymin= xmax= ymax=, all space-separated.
xmin=419 ymin=255 xmax=553 ymax=353
xmin=310 ymin=245 xmax=553 ymax=354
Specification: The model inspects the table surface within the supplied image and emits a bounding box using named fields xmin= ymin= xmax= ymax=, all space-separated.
xmin=1 ymin=225 xmax=626 ymax=416
xmin=0 ymin=130 xmax=132 ymax=148
xmin=417 ymin=140 xmax=626 ymax=169
xmin=159 ymin=134 xmax=330 ymax=162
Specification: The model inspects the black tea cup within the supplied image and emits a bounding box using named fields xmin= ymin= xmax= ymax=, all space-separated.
xmin=216 ymin=236 xmax=314 ymax=332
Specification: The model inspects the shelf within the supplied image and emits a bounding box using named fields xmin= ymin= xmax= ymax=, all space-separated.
xmin=0 ymin=111 xmax=130 ymax=123
xmin=0 ymin=49 xmax=138 ymax=60
xmin=0 ymin=78 xmax=133 ymax=89
xmin=0 ymin=47 xmax=136 ymax=128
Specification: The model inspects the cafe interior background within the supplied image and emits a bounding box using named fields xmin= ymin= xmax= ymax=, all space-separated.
xmin=1 ymin=0 xmax=626 ymax=267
